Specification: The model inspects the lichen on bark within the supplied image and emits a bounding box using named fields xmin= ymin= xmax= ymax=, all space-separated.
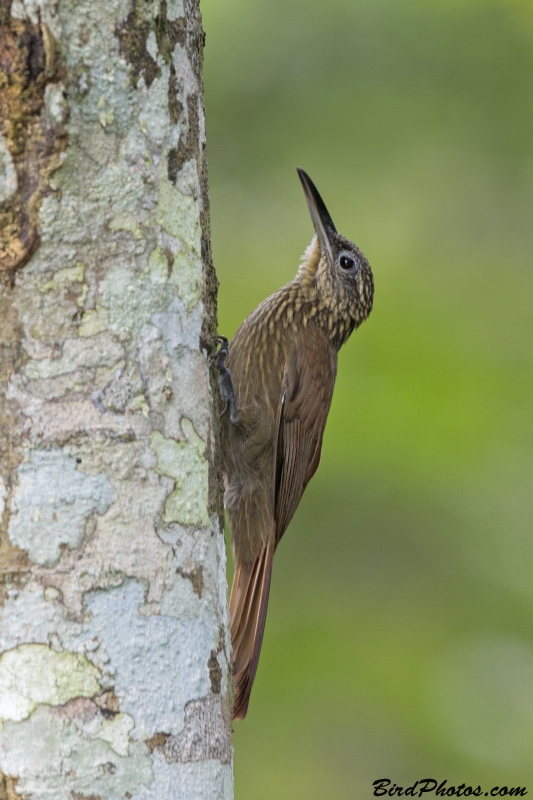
xmin=0 ymin=4 xmax=68 ymax=271
xmin=0 ymin=0 xmax=232 ymax=797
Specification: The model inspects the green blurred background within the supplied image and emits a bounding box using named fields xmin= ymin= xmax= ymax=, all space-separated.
xmin=201 ymin=0 xmax=533 ymax=796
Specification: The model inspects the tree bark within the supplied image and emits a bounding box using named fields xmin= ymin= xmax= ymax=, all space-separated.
xmin=0 ymin=0 xmax=233 ymax=797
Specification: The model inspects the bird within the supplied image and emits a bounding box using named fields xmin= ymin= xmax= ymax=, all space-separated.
xmin=215 ymin=168 xmax=374 ymax=720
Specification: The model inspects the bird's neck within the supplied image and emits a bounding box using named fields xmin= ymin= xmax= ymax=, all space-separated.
xmin=294 ymin=236 xmax=358 ymax=349
xmin=314 ymin=302 xmax=357 ymax=350
xmin=288 ymin=276 xmax=355 ymax=350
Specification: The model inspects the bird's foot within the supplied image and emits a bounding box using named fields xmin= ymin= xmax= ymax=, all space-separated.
xmin=211 ymin=336 xmax=240 ymax=426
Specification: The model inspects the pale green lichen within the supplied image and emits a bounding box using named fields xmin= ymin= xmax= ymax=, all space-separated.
xmin=78 ymin=305 xmax=109 ymax=337
xmin=99 ymin=108 xmax=115 ymax=127
xmin=77 ymin=282 xmax=89 ymax=307
xmin=93 ymin=712 xmax=135 ymax=757
xmin=0 ymin=645 xmax=101 ymax=724
xmin=160 ymin=571 xmax=202 ymax=619
xmin=109 ymin=211 xmax=143 ymax=240
xmin=156 ymin=176 xmax=202 ymax=310
xmin=157 ymin=176 xmax=201 ymax=248
xmin=128 ymin=393 xmax=150 ymax=416
xmin=171 ymin=246 xmax=202 ymax=312
xmin=0 ymin=705 xmax=152 ymax=799
xmin=148 ymin=245 xmax=169 ymax=284
xmin=167 ymin=0 xmax=185 ymax=18
xmin=151 ymin=420 xmax=209 ymax=526
xmin=39 ymin=262 xmax=85 ymax=293
xmin=45 ymin=83 xmax=68 ymax=126
xmin=99 ymin=265 xmax=172 ymax=339
xmin=22 ymin=331 xmax=124 ymax=380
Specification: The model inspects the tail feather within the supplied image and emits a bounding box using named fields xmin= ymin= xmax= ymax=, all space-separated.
xmin=230 ymin=555 xmax=262 ymax=653
xmin=229 ymin=546 xmax=274 ymax=720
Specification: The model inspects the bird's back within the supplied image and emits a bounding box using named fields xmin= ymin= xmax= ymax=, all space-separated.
xmin=222 ymin=282 xmax=337 ymax=564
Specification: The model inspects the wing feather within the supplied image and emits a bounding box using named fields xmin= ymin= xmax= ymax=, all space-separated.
xmin=274 ymin=327 xmax=337 ymax=546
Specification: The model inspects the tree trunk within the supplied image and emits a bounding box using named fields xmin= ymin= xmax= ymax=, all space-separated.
xmin=0 ymin=0 xmax=233 ymax=797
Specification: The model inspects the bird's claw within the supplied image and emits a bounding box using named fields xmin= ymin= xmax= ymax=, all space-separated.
xmin=211 ymin=336 xmax=240 ymax=427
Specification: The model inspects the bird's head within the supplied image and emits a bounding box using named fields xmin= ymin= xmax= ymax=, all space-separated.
xmin=296 ymin=168 xmax=374 ymax=341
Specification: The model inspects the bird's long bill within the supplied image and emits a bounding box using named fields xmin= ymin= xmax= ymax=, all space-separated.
xmin=296 ymin=167 xmax=337 ymax=260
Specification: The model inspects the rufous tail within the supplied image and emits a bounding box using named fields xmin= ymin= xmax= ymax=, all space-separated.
xmin=229 ymin=545 xmax=274 ymax=720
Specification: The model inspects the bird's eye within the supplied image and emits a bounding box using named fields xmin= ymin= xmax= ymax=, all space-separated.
xmin=339 ymin=255 xmax=355 ymax=270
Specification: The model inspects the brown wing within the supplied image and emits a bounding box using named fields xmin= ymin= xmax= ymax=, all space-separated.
xmin=274 ymin=326 xmax=337 ymax=547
